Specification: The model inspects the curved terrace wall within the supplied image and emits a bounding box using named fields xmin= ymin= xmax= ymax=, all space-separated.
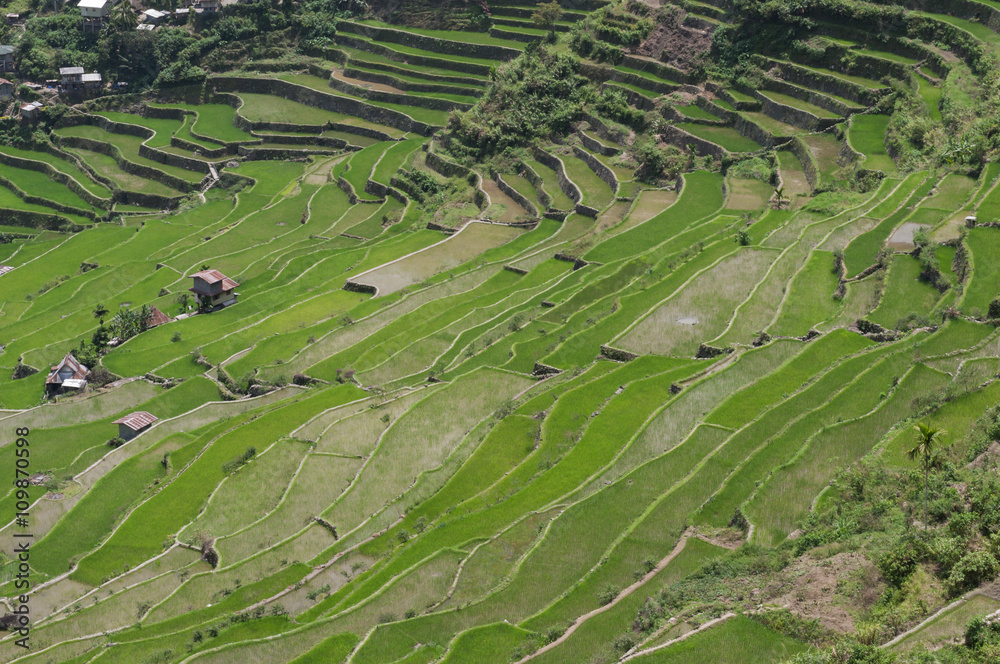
xmin=329 ymin=36 xmax=493 ymax=77
xmin=572 ymin=145 xmax=619 ymax=196
xmin=211 ymin=76 xmax=435 ymax=135
xmin=0 ymin=171 xmax=100 ymax=220
xmin=760 ymin=78 xmax=858 ymax=117
xmin=0 ymin=151 xmax=113 ymax=210
xmin=0 ymin=207 xmax=84 ymax=232
xmin=533 ymin=147 xmax=582 ymax=206
xmin=341 ymin=66 xmax=483 ymax=98
xmin=327 ymin=73 xmax=471 ymax=112
xmin=661 ymin=125 xmax=728 ymax=159
xmin=788 ymin=136 xmax=819 ymax=190
xmin=491 ymin=169 xmax=539 ymax=217
xmin=770 ymin=60 xmax=885 ymax=106
xmin=338 ymin=20 xmax=522 ymax=61
xmin=757 ymin=94 xmax=839 ymax=133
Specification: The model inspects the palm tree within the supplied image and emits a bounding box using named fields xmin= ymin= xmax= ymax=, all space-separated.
xmin=908 ymin=423 xmax=945 ymax=532
xmin=109 ymin=0 xmax=139 ymax=33
xmin=773 ymin=186 xmax=787 ymax=209
xmin=93 ymin=303 xmax=109 ymax=324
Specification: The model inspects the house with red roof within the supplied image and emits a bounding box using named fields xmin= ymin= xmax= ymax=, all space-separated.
xmin=189 ymin=269 xmax=239 ymax=311
xmin=45 ymin=353 xmax=90 ymax=395
xmin=146 ymin=305 xmax=173 ymax=328
xmin=112 ymin=411 xmax=159 ymax=440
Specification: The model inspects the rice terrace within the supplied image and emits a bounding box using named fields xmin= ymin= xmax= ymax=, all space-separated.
xmin=3 ymin=0 xmax=1000 ymax=661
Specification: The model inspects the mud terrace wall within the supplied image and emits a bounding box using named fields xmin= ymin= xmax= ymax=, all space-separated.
xmin=337 ymin=20 xmax=522 ymax=61
xmin=240 ymin=146 xmax=341 ymax=160
xmin=705 ymin=83 xmax=761 ymax=111
xmin=600 ymin=345 xmax=638 ymax=362
xmin=211 ymin=76 xmax=434 ymax=135
xmin=695 ymin=96 xmax=738 ymax=123
xmin=734 ymin=114 xmax=780 ymax=146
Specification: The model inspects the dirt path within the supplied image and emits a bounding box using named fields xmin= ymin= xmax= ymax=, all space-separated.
xmin=513 ymin=529 xmax=694 ymax=663
xmin=620 ymin=612 xmax=737 ymax=661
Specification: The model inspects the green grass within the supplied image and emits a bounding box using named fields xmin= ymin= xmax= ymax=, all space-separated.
xmin=56 ymin=125 xmax=205 ymax=184
xmin=351 ymin=19 xmax=527 ymax=50
xmin=964 ymin=227 xmax=1000 ymax=314
xmin=561 ymin=152 xmax=614 ymax=208
xmin=371 ymin=137 xmax=424 ymax=185
xmin=237 ymin=92 xmax=375 ymax=127
xmin=93 ymin=111 xmax=183 ymax=148
xmin=676 ymin=123 xmax=763 ymax=152
xmin=586 ymin=170 xmax=726 ymax=262
xmin=0 ymin=146 xmax=113 ymax=199
xmin=276 ymin=73 xmax=452 ymax=126
xmin=843 ymin=173 xmax=932 ymax=277
xmin=627 ymin=616 xmax=807 ymax=663
xmin=343 ymin=142 xmax=394 ymax=199
xmin=916 ymin=76 xmax=943 ymax=122
xmin=148 ymin=102 xmax=254 ymax=143
xmin=524 ymin=158 xmax=576 ymax=210
xmin=760 ymin=90 xmax=841 ymax=118
xmin=870 ymin=254 xmax=945 ymax=329
xmin=674 ymin=104 xmax=717 ymax=120
xmin=848 ymin=114 xmax=896 ymax=173
xmin=772 ymin=250 xmax=844 ymax=336
xmin=707 ymin=328 xmax=874 ymax=429
xmin=0 ymin=163 xmax=100 ymax=213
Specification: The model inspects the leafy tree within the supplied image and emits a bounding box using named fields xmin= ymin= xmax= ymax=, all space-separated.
xmin=532 ymin=1 xmax=562 ymax=37
xmin=93 ymin=303 xmax=109 ymax=323
xmin=908 ymin=423 xmax=945 ymax=531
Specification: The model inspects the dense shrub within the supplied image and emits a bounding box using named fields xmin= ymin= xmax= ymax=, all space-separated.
xmin=449 ymin=44 xmax=593 ymax=157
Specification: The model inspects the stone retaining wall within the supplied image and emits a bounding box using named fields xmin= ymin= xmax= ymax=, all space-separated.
xmin=572 ymin=145 xmax=618 ymax=195
xmin=705 ymin=83 xmax=761 ymax=111
xmin=600 ymin=345 xmax=638 ymax=362
xmin=695 ymin=96 xmax=738 ymax=123
xmin=55 ymin=135 xmax=194 ymax=204
xmin=330 ymin=36 xmax=493 ymax=77
xmin=338 ymin=58 xmax=484 ymax=87
xmin=239 ymin=146 xmax=341 ymax=160
xmin=517 ymin=160 xmax=553 ymax=211
xmin=328 ymin=74 xmax=471 ymax=113
xmin=0 ymin=171 xmax=99 ymax=220
xmin=211 ymin=76 xmax=434 ymax=135
xmin=491 ymin=169 xmax=539 ymax=217
xmin=757 ymin=95 xmax=838 ymax=133
xmin=138 ymin=143 xmax=215 ymax=175
xmin=770 ymin=60 xmax=885 ymax=106
xmin=577 ymin=131 xmax=618 ymax=156
xmin=533 ymin=147 xmax=582 ymax=206
xmin=338 ymin=20 xmax=522 ymax=61
xmin=581 ymin=113 xmax=629 ymax=145
xmin=0 ymin=207 xmax=83 ymax=231
xmin=787 ymin=136 xmax=819 ymax=190
xmin=621 ymin=55 xmax=687 ymax=84
xmin=342 ymin=66 xmax=483 ymax=98
xmin=602 ymin=82 xmax=656 ymax=111
xmin=734 ymin=114 xmax=780 ymax=147
xmin=0 ymin=151 xmax=113 ymax=210
xmin=489 ymin=26 xmax=543 ymax=43
xmin=661 ymin=125 xmax=727 ymax=159
xmin=760 ymin=77 xmax=858 ymax=117
xmin=258 ymin=133 xmax=352 ymax=150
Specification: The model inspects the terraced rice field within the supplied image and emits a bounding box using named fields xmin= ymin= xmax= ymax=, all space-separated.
xmin=5 ymin=4 xmax=1000 ymax=663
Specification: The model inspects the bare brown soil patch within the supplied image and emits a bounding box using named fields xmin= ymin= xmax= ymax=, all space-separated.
xmin=770 ymin=551 xmax=871 ymax=632
xmin=634 ymin=16 xmax=713 ymax=72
